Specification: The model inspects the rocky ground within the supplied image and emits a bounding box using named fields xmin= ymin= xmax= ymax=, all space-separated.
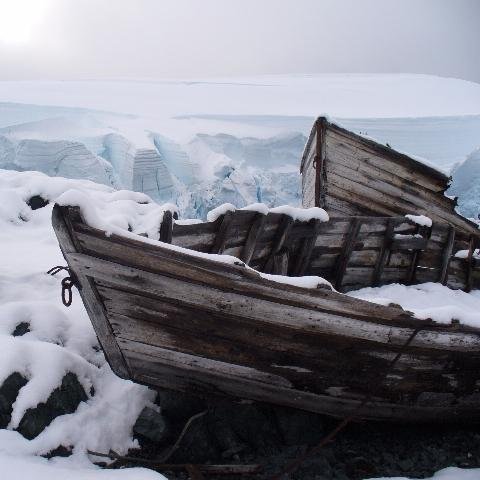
xmin=128 ymin=391 xmax=480 ymax=480
xmin=1 ymin=365 xmax=480 ymax=479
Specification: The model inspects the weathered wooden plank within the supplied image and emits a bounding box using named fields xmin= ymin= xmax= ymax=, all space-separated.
xmin=334 ymin=218 xmax=362 ymax=290
xmin=440 ymin=226 xmax=456 ymax=285
xmin=390 ymin=235 xmax=429 ymax=251
xmin=324 ymin=126 xmax=447 ymax=192
xmin=65 ymin=250 xmax=480 ymax=352
xmin=240 ymin=213 xmax=267 ymax=265
xmin=105 ymin=297 xmax=458 ymax=396
xmin=125 ymin=344 xmax=480 ymax=423
xmin=325 ymin=147 xmax=455 ymax=212
xmin=102 ymin=287 xmax=450 ymax=376
xmin=119 ymin=337 xmax=292 ymax=388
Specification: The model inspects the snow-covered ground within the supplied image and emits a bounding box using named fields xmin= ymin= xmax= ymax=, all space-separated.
xmin=1 ymin=169 xmax=480 ymax=479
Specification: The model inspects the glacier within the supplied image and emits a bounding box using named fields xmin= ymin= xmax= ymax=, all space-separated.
xmin=0 ymin=75 xmax=479 ymax=218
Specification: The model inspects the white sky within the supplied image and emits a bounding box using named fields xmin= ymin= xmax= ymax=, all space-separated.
xmin=0 ymin=0 xmax=478 ymax=82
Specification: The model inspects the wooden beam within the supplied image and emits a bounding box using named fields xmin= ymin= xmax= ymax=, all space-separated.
xmin=372 ymin=219 xmax=395 ymax=287
xmin=465 ymin=235 xmax=476 ymax=292
xmin=263 ymin=215 xmax=294 ymax=273
xmin=293 ymin=219 xmax=321 ymax=276
xmin=211 ymin=211 xmax=233 ymax=254
xmin=334 ymin=218 xmax=362 ymax=291
xmin=439 ymin=226 xmax=455 ymax=285
xmin=315 ymin=118 xmax=327 ymax=209
xmin=240 ymin=213 xmax=266 ymax=265
xmin=159 ymin=210 xmax=174 ymax=243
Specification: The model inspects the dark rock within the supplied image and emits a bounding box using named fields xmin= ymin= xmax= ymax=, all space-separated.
xmin=27 ymin=195 xmax=49 ymax=210
xmin=0 ymin=372 xmax=28 ymax=428
xmin=345 ymin=455 xmax=377 ymax=478
xmin=133 ymin=406 xmax=170 ymax=444
xmin=12 ymin=322 xmax=30 ymax=337
xmin=224 ymin=403 xmax=281 ymax=455
xmin=17 ymin=372 xmax=87 ymax=439
xmin=274 ymin=406 xmax=324 ymax=446
xmin=206 ymin=406 xmax=248 ymax=459
xmin=43 ymin=445 xmax=73 ymax=458
xmin=169 ymin=414 xmax=218 ymax=464
xmin=155 ymin=390 xmax=206 ymax=424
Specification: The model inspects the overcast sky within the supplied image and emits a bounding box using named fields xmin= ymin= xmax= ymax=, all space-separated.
xmin=0 ymin=0 xmax=478 ymax=83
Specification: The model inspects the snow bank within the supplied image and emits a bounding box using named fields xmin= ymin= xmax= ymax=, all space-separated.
xmin=349 ymin=282 xmax=480 ymax=328
xmin=0 ymin=169 xmax=160 ymax=472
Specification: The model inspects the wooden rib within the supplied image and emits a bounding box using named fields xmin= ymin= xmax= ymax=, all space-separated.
xmin=240 ymin=213 xmax=267 ymax=265
xmin=263 ymin=215 xmax=294 ymax=273
xmin=372 ymin=219 xmax=394 ymax=286
xmin=439 ymin=226 xmax=456 ymax=285
xmin=211 ymin=211 xmax=233 ymax=254
xmin=272 ymin=249 xmax=289 ymax=275
xmin=407 ymin=226 xmax=432 ymax=285
xmin=334 ymin=218 xmax=362 ymax=291
xmin=466 ymin=235 xmax=476 ymax=292
xmin=159 ymin=210 xmax=173 ymax=243
xmin=293 ymin=219 xmax=321 ymax=276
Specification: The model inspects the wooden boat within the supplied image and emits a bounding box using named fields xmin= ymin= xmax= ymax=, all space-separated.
xmin=52 ymin=204 xmax=480 ymax=422
xmin=300 ymin=117 xmax=480 ymax=237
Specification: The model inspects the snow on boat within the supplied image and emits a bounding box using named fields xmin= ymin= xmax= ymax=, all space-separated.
xmin=52 ymin=204 xmax=480 ymax=423
xmin=300 ymin=117 xmax=480 ymax=237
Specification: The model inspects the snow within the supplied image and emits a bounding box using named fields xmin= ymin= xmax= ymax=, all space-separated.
xmin=369 ymin=467 xmax=480 ymax=480
xmin=405 ymin=214 xmax=433 ymax=228
xmin=349 ymin=282 xmax=480 ymax=328
xmin=269 ymin=205 xmax=329 ymax=222
xmin=206 ymin=202 xmax=328 ymax=223
xmin=259 ymin=273 xmax=333 ymax=290
xmin=0 ymin=169 xmax=161 ymax=475
xmin=0 ymin=449 xmax=165 ymax=479
xmin=206 ymin=202 xmax=236 ymax=222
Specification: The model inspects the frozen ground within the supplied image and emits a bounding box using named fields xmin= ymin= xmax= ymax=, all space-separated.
xmin=0 ymin=169 xmax=480 ymax=479
xmin=0 ymin=74 xmax=479 ymax=219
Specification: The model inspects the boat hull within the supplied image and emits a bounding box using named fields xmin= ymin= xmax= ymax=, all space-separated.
xmin=52 ymin=205 xmax=480 ymax=423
